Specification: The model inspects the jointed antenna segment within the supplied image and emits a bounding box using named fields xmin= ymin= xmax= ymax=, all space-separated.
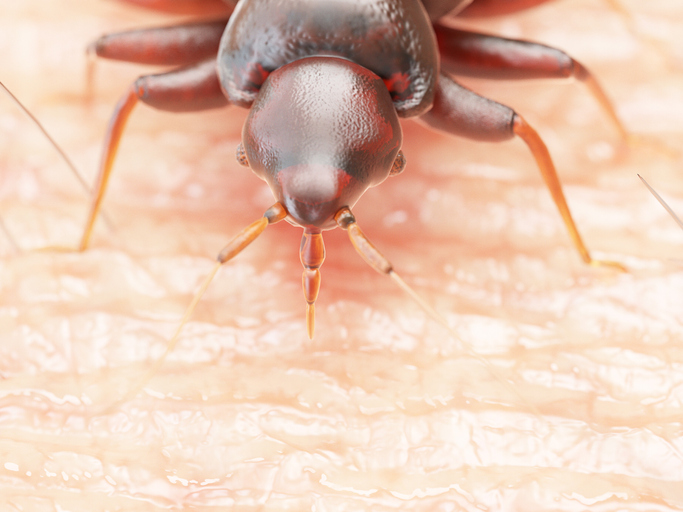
xmin=572 ymin=61 xmax=628 ymax=143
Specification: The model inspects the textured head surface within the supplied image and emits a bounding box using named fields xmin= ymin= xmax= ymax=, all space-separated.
xmin=243 ymin=56 xmax=402 ymax=229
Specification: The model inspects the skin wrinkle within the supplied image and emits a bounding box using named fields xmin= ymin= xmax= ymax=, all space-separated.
xmin=0 ymin=0 xmax=683 ymax=510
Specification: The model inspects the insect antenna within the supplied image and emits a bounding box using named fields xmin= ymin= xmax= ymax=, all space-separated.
xmin=101 ymin=203 xmax=288 ymax=413
xmin=334 ymin=207 xmax=544 ymax=419
xmin=0 ymin=80 xmax=116 ymax=236
xmin=638 ymin=174 xmax=683 ymax=231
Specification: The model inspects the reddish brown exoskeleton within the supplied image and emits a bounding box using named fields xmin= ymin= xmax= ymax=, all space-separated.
xmin=82 ymin=0 xmax=628 ymax=339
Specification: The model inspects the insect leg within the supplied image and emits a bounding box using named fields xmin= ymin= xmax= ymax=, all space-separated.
xmin=86 ymin=17 xmax=230 ymax=98
xmin=638 ymin=175 xmax=683 ymax=232
xmin=334 ymin=207 xmax=544 ymax=417
xmin=0 ymin=81 xmax=118 ymax=240
xmin=80 ymin=60 xmax=229 ymax=250
xmin=458 ymin=0 xmax=556 ymax=17
xmin=419 ymin=73 xmax=625 ymax=270
xmin=89 ymin=18 xmax=230 ymax=66
xmin=434 ymin=25 xmax=628 ymax=141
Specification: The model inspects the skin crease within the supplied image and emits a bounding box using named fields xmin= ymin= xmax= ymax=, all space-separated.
xmin=1 ymin=0 xmax=683 ymax=510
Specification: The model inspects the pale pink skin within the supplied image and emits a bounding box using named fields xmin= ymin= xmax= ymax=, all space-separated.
xmin=1 ymin=0 xmax=683 ymax=509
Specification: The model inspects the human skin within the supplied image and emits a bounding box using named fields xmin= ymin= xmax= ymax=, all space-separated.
xmin=1 ymin=0 xmax=682 ymax=510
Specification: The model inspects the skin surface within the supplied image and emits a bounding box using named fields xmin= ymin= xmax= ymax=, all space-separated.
xmin=1 ymin=0 xmax=683 ymax=510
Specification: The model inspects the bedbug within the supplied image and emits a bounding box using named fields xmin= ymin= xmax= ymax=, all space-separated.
xmin=2 ymin=1 xmax=682 ymax=510
xmin=74 ymin=0 xmax=630 ymax=340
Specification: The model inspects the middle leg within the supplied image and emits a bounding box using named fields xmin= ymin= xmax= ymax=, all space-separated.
xmin=81 ymin=60 xmax=229 ymax=251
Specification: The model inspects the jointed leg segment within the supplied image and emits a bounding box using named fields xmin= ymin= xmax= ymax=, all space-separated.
xmin=115 ymin=0 xmax=233 ymax=16
xmin=420 ymin=74 xmax=625 ymax=270
xmin=81 ymin=13 xmax=232 ymax=249
xmin=434 ymin=24 xmax=630 ymax=142
xmin=512 ymin=115 xmax=623 ymax=270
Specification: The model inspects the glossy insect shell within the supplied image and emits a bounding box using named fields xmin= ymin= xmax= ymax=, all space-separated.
xmin=242 ymin=57 xmax=403 ymax=230
xmin=218 ymin=0 xmax=439 ymax=118
xmin=219 ymin=0 xmax=439 ymax=230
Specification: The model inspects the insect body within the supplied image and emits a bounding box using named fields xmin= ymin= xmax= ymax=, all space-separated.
xmin=4 ymin=3 xmax=681 ymax=509
xmin=84 ymin=0 xmax=627 ymax=337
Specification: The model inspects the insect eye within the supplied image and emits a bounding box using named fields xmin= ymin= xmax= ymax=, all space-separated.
xmin=236 ymin=143 xmax=249 ymax=167
xmin=389 ymin=150 xmax=406 ymax=177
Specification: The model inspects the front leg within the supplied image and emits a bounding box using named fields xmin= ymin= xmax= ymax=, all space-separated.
xmin=419 ymin=74 xmax=625 ymax=270
xmin=81 ymin=60 xmax=229 ymax=250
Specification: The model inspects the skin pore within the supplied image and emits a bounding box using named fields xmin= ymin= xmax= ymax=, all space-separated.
xmin=1 ymin=0 xmax=682 ymax=510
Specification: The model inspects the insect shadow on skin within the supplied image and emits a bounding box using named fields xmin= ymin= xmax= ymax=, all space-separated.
xmin=2 ymin=1 xmax=683 ymax=510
